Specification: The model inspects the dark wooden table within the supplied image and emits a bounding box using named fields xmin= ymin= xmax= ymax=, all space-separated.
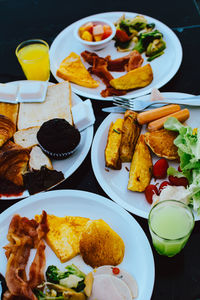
xmin=1 ymin=1 xmax=200 ymax=299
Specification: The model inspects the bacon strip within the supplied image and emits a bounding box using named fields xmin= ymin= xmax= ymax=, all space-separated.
xmin=29 ymin=240 xmax=46 ymax=289
xmin=81 ymin=50 xmax=143 ymax=97
xmin=3 ymin=211 xmax=48 ymax=300
xmin=81 ymin=50 xmax=143 ymax=72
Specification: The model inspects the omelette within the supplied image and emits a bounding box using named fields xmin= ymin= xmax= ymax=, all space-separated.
xmin=35 ymin=214 xmax=89 ymax=263
xmin=56 ymin=52 xmax=99 ymax=88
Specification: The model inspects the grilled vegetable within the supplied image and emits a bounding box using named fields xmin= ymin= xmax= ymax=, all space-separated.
xmin=133 ymin=30 xmax=163 ymax=53
xmin=105 ymin=119 xmax=124 ymax=169
xmin=120 ymin=110 xmax=141 ymax=162
xmin=128 ymin=135 xmax=152 ymax=192
xmin=146 ymin=39 xmax=166 ymax=61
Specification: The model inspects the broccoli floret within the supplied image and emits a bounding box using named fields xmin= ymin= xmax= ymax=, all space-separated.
xmin=46 ymin=266 xmax=67 ymax=284
xmin=65 ymin=264 xmax=85 ymax=279
xmin=133 ymin=30 xmax=163 ymax=53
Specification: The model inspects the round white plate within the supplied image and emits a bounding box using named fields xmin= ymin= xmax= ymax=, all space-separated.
xmin=0 ymin=81 xmax=93 ymax=200
xmin=0 ymin=189 xmax=155 ymax=300
xmin=91 ymin=92 xmax=200 ymax=220
xmin=50 ymin=11 xmax=182 ymax=101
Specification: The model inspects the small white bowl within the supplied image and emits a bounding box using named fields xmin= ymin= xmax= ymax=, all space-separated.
xmin=74 ymin=18 xmax=116 ymax=51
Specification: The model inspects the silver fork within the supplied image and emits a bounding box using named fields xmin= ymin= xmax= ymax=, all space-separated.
xmin=113 ymin=96 xmax=200 ymax=111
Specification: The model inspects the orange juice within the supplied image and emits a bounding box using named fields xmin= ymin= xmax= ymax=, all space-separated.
xmin=16 ymin=40 xmax=50 ymax=81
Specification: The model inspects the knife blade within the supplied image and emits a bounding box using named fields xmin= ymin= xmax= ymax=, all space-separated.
xmin=102 ymin=107 xmax=126 ymax=113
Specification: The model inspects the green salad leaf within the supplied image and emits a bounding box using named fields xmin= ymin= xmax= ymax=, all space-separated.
xmin=164 ymin=117 xmax=200 ymax=212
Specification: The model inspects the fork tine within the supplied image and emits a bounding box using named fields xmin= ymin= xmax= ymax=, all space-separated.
xmin=113 ymin=103 xmax=133 ymax=110
xmin=113 ymin=96 xmax=135 ymax=104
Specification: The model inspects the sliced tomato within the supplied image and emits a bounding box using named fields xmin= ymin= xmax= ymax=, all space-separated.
xmin=115 ymin=29 xmax=132 ymax=42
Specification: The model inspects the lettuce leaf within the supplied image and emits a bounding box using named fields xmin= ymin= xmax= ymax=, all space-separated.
xmin=164 ymin=117 xmax=200 ymax=212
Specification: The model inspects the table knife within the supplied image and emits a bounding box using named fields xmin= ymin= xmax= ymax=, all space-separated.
xmin=102 ymin=107 xmax=126 ymax=113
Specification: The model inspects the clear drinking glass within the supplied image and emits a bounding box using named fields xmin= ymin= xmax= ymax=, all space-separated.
xmin=15 ymin=39 xmax=50 ymax=81
xmin=148 ymin=200 xmax=194 ymax=257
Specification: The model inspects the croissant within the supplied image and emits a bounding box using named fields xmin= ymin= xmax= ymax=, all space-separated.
xmin=0 ymin=140 xmax=30 ymax=186
xmin=0 ymin=114 xmax=16 ymax=148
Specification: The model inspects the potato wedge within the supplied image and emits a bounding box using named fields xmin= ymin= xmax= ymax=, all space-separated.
xmin=109 ymin=64 xmax=153 ymax=90
xmin=105 ymin=119 xmax=124 ymax=169
xmin=128 ymin=134 xmax=152 ymax=192
xmin=120 ymin=110 xmax=141 ymax=162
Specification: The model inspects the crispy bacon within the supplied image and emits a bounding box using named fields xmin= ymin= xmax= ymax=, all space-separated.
xmin=81 ymin=50 xmax=144 ymax=97
xmin=125 ymin=50 xmax=144 ymax=72
xmin=81 ymin=50 xmax=143 ymax=72
xmin=81 ymin=50 xmax=99 ymax=65
xmin=89 ymin=57 xmax=114 ymax=87
xmin=29 ymin=240 xmax=46 ymax=289
xmin=101 ymin=87 xmax=127 ymax=98
xmin=3 ymin=211 xmax=48 ymax=300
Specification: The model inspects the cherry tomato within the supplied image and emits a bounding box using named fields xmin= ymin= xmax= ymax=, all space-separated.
xmin=159 ymin=181 xmax=171 ymax=192
xmin=153 ymin=158 xmax=169 ymax=179
xmin=115 ymin=29 xmax=132 ymax=42
xmin=145 ymin=184 xmax=159 ymax=204
xmin=112 ymin=267 xmax=120 ymax=275
xmin=168 ymin=175 xmax=189 ymax=188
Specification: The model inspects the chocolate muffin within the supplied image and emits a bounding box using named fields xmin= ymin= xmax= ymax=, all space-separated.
xmin=37 ymin=118 xmax=81 ymax=159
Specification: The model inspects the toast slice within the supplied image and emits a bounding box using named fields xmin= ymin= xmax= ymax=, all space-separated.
xmin=13 ymin=126 xmax=40 ymax=149
xmin=17 ymin=82 xmax=73 ymax=130
xmin=35 ymin=214 xmax=89 ymax=263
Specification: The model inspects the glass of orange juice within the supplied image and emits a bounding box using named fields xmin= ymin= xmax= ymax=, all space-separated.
xmin=15 ymin=39 xmax=50 ymax=81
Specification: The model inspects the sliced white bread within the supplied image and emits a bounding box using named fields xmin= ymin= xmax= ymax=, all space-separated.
xmin=13 ymin=126 xmax=40 ymax=149
xmin=17 ymin=81 xmax=73 ymax=130
xmin=29 ymin=145 xmax=53 ymax=171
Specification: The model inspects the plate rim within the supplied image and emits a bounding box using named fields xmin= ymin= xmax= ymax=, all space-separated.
xmin=91 ymin=91 xmax=199 ymax=220
xmin=49 ymin=11 xmax=183 ymax=101
xmin=0 ymin=189 xmax=155 ymax=300
xmin=0 ymin=80 xmax=94 ymax=200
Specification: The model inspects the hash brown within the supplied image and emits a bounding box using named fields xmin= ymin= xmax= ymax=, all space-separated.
xmin=145 ymin=129 xmax=179 ymax=160
xmin=79 ymin=219 xmax=125 ymax=268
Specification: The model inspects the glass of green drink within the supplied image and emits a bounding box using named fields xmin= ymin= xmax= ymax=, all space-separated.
xmin=148 ymin=200 xmax=194 ymax=257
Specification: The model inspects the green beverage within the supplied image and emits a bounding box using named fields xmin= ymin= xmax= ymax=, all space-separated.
xmin=148 ymin=200 xmax=194 ymax=257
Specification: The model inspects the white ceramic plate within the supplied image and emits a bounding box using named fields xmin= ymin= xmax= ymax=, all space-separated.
xmin=91 ymin=92 xmax=200 ymax=220
xmin=0 ymin=189 xmax=155 ymax=300
xmin=0 ymin=81 xmax=94 ymax=200
xmin=50 ymin=11 xmax=182 ymax=101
